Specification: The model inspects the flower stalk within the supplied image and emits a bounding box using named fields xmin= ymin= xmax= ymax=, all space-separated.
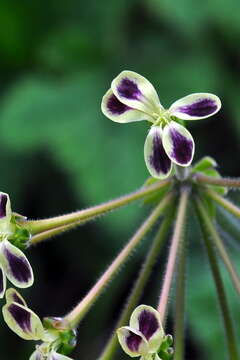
xmin=99 ymin=207 xmax=175 ymax=360
xmin=194 ymin=173 xmax=240 ymax=188
xmin=64 ymin=193 xmax=174 ymax=329
xmin=174 ymin=242 xmax=186 ymax=360
xmin=30 ymin=217 xmax=96 ymax=245
xmin=205 ymin=188 xmax=240 ymax=219
xmin=157 ymin=186 xmax=190 ymax=324
xmin=24 ymin=179 xmax=171 ymax=235
xmin=195 ymin=197 xmax=240 ymax=295
xmin=195 ymin=199 xmax=239 ymax=360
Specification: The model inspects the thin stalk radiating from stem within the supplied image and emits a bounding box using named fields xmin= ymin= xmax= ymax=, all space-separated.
xmin=194 ymin=173 xmax=240 ymax=188
xmin=205 ymin=188 xmax=240 ymax=219
xmin=195 ymin=200 xmax=239 ymax=360
xmin=174 ymin=243 xmax=186 ymax=360
xmin=64 ymin=193 xmax=174 ymax=329
xmin=99 ymin=210 xmax=174 ymax=360
xmin=25 ymin=179 xmax=171 ymax=235
xmin=195 ymin=197 xmax=240 ymax=296
xmin=158 ymin=186 xmax=189 ymax=324
xmin=30 ymin=219 xmax=91 ymax=245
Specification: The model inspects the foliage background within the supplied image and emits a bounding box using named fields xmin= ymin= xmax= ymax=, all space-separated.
xmin=0 ymin=0 xmax=240 ymax=359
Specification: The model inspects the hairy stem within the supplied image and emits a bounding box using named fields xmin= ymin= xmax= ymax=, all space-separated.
xmin=195 ymin=197 xmax=240 ymax=296
xmin=174 ymin=244 xmax=186 ymax=360
xmin=205 ymin=188 xmax=240 ymax=219
xmin=195 ymin=200 xmax=239 ymax=360
xmin=30 ymin=219 xmax=91 ymax=245
xmin=99 ymin=209 xmax=174 ymax=360
xmin=157 ymin=186 xmax=190 ymax=324
xmin=24 ymin=179 xmax=171 ymax=235
xmin=64 ymin=193 xmax=174 ymax=329
xmin=194 ymin=173 xmax=240 ymax=188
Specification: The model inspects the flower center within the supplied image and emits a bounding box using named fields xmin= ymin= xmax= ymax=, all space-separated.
xmin=152 ymin=109 xmax=171 ymax=127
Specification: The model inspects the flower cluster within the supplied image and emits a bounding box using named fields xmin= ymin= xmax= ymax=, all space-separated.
xmin=2 ymin=288 xmax=74 ymax=360
xmin=0 ymin=193 xmax=33 ymax=298
xmin=117 ymin=305 xmax=167 ymax=360
xmin=102 ymin=71 xmax=221 ymax=179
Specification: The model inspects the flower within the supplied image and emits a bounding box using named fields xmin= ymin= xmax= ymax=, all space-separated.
xmin=101 ymin=71 xmax=221 ymax=179
xmin=0 ymin=193 xmax=33 ymax=298
xmin=117 ymin=305 xmax=164 ymax=360
xmin=2 ymin=288 xmax=74 ymax=360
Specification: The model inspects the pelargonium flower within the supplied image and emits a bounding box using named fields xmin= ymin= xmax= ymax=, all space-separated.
xmin=0 ymin=193 xmax=33 ymax=298
xmin=101 ymin=71 xmax=221 ymax=179
xmin=117 ymin=305 xmax=164 ymax=360
xmin=2 ymin=288 xmax=73 ymax=360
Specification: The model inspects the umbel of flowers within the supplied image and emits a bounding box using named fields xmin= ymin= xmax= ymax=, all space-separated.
xmin=1 ymin=70 xmax=240 ymax=360
xmin=3 ymin=288 xmax=76 ymax=360
xmin=101 ymin=71 xmax=221 ymax=179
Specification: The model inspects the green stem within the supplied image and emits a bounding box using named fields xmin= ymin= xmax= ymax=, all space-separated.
xmin=174 ymin=242 xmax=186 ymax=360
xmin=99 ymin=209 xmax=174 ymax=360
xmin=194 ymin=173 xmax=240 ymax=188
xmin=157 ymin=186 xmax=190 ymax=325
xmin=64 ymin=193 xmax=174 ymax=329
xmin=24 ymin=179 xmax=171 ymax=235
xmin=174 ymin=165 xmax=190 ymax=181
xmin=205 ymin=188 xmax=240 ymax=219
xmin=194 ymin=197 xmax=240 ymax=296
xmin=30 ymin=219 xmax=91 ymax=245
xmin=195 ymin=199 xmax=239 ymax=360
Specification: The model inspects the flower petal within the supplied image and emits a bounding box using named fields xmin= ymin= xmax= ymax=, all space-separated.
xmin=162 ymin=121 xmax=194 ymax=166
xmin=169 ymin=93 xmax=221 ymax=120
xmin=144 ymin=126 xmax=172 ymax=179
xmin=0 ymin=240 xmax=34 ymax=288
xmin=0 ymin=192 xmax=12 ymax=233
xmin=117 ymin=326 xmax=149 ymax=357
xmin=0 ymin=265 xmax=6 ymax=298
xmin=5 ymin=288 xmax=27 ymax=307
xmin=2 ymin=302 xmax=44 ymax=340
xmin=129 ymin=305 xmax=164 ymax=353
xmin=101 ymin=89 xmax=149 ymax=123
xmin=111 ymin=71 xmax=162 ymax=114
xmin=49 ymin=351 xmax=73 ymax=360
xmin=30 ymin=350 xmax=42 ymax=360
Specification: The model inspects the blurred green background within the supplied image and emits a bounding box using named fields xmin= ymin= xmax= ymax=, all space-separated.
xmin=0 ymin=0 xmax=240 ymax=359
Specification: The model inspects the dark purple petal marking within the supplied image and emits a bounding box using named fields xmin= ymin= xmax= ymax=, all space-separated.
xmin=0 ymin=194 xmax=8 ymax=218
xmin=107 ymin=93 xmax=131 ymax=115
xmin=0 ymin=268 xmax=4 ymax=294
xmin=177 ymin=98 xmax=217 ymax=117
xmin=117 ymin=78 xmax=142 ymax=100
xmin=170 ymin=129 xmax=193 ymax=164
xmin=13 ymin=293 xmax=26 ymax=306
xmin=150 ymin=132 xmax=171 ymax=174
xmin=138 ymin=310 xmax=159 ymax=340
xmin=126 ymin=331 xmax=142 ymax=352
xmin=4 ymin=247 xmax=32 ymax=283
xmin=8 ymin=303 xmax=31 ymax=332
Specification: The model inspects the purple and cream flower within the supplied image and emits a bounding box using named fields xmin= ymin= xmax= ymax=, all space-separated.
xmin=117 ymin=305 xmax=164 ymax=360
xmin=101 ymin=71 xmax=221 ymax=179
xmin=2 ymin=288 xmax=73 ymax=360
xmin=0 ymin=193 xmax=33 ymax=298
